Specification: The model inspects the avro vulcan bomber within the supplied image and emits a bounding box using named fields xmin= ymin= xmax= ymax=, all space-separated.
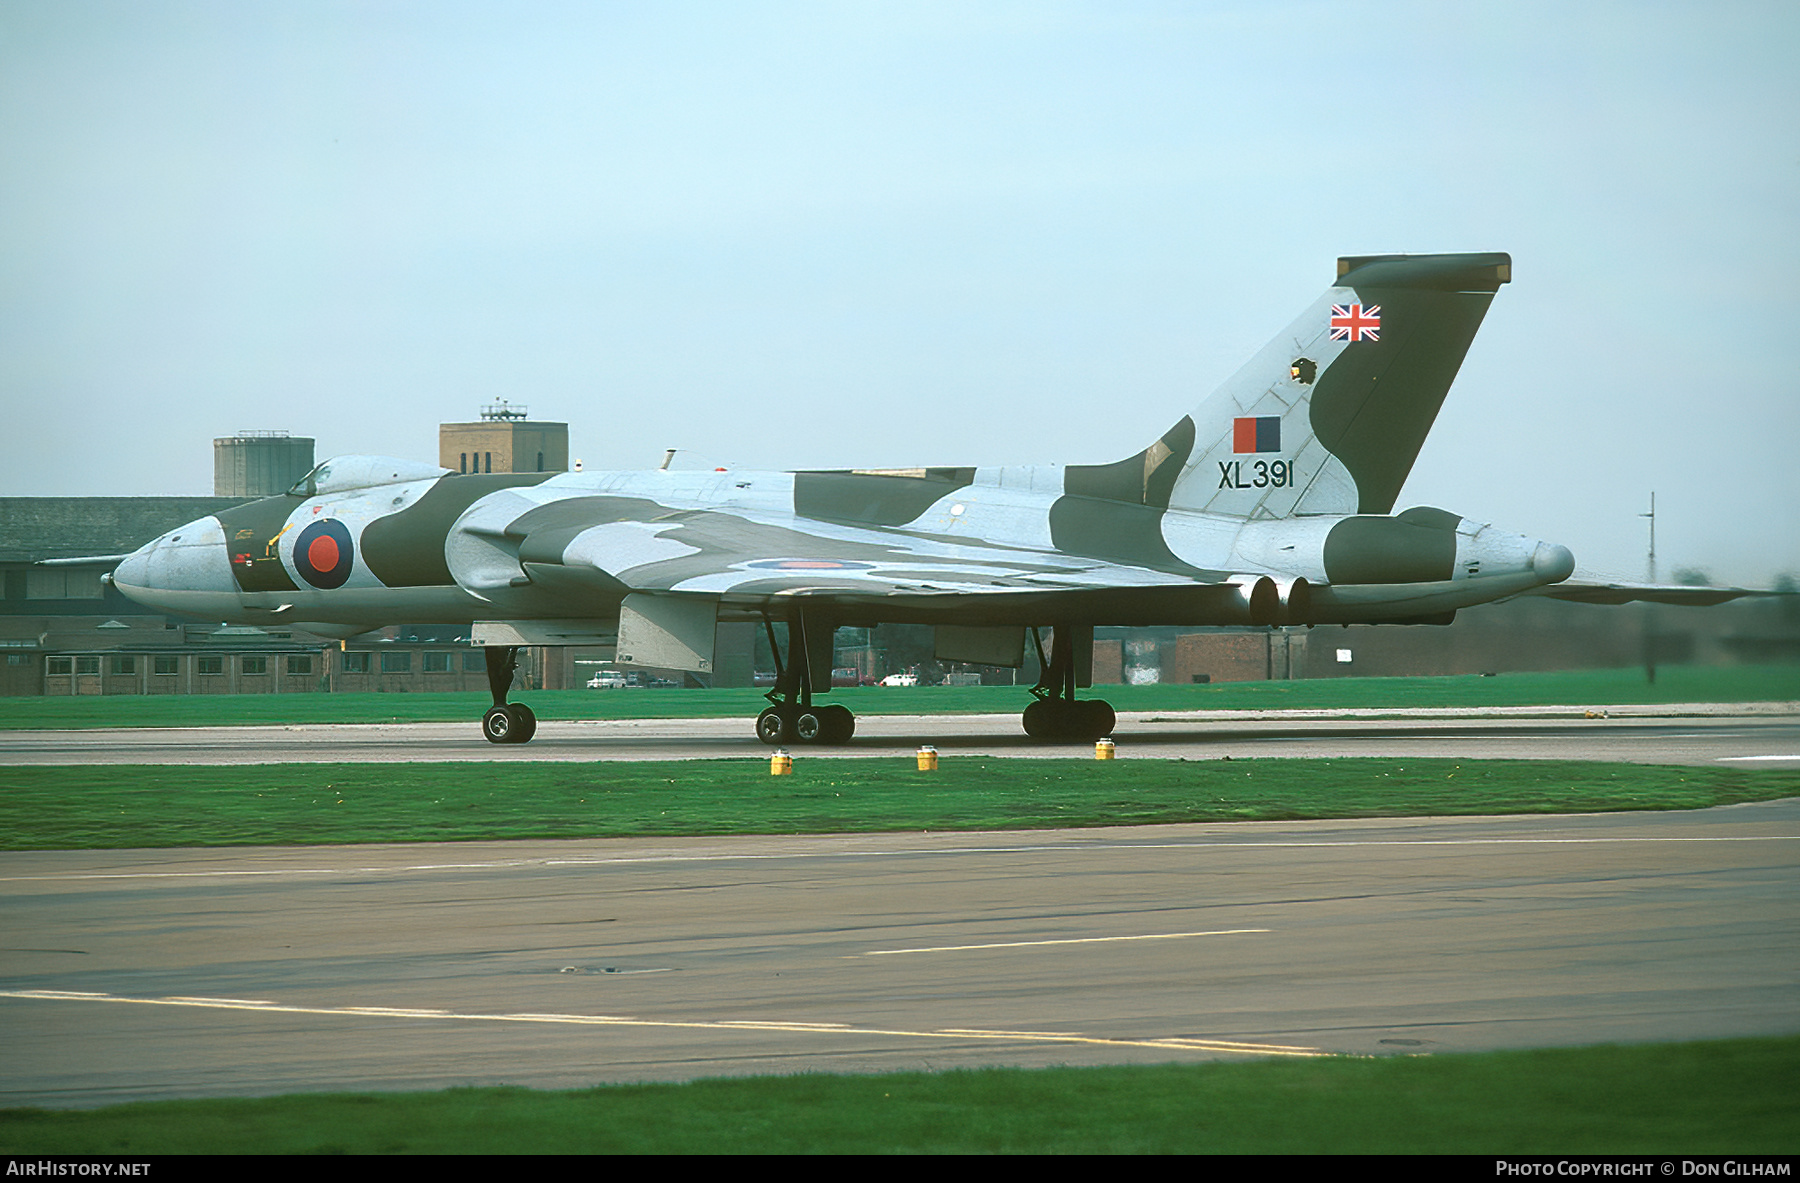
xmin=114 ymin=252 xmax=1741 ymax=745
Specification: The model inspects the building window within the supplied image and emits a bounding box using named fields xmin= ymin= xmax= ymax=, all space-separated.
xmin=380 ymin=651 xmax=412 ymax=673
xmin=154 ymin=656 xmax=179 ymax=675
xmin=341 ymin=652 xmax=370 ymax=674
xmin=75 ymin=656 xmax=100 ymax=675
xmin=47 ymin=656 xmax=71 ymax=676
xmin=422 ymin=651 xmax=452 ymax=672
xmin=464 ymin=651 xmax=486 ymax=671
xmin=196 ymin=656 xmax=224 ymax=675
xmin=242 ymin=656 xmax=267 ymax=675
xmin=6 ymin=654 xmax=27 ymax=666
xmin=537 ymin=451 xmax=544 ymax=472
xmin=112 ymin=656 xmax=136 ymax=676
xmin=286 ymin=655 xmax=313 ymax=675
xmin=484 ymin=452 xmax=492 ymax=473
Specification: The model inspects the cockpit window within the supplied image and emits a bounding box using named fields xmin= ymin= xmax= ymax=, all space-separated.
xmin=288 ymin=462 xmax=330 ymax=498
xmin=286 ymin=456 xmax=450 ymax=497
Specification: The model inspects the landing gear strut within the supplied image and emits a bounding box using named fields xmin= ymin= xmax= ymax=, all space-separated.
xmin=754 ymin=614 xmax=855 ymax=745
xmin=481 ymin=645 xmax=537 ymax=744
xmin=1022 ymin=625 xmax=1115 ymax=742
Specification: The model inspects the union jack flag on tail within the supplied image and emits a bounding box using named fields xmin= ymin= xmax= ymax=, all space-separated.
xmin=1330 ymin=303 xmax=1380 ymax=342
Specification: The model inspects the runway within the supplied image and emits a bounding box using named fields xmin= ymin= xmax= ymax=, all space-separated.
xmin=3 ymin=801 xmax=1798 ymax=1107
xmin=3 ymin=703 xmax=1796 ymax=1108
xmin=3 ymin=702 xmax=1799 ymax=767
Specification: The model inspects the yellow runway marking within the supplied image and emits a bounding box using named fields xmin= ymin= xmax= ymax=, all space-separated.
xmin=864 ymin=928 xmax=1269 ymax=955
xmin=0 ymin=989 xmax=1324 ymax=1058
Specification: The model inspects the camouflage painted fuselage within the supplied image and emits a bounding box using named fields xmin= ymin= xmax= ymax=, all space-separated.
xmin=113 ymin=252 xmax=1580 ymax=645
xmin=114 ymin=458 xmax=1573 ymax=637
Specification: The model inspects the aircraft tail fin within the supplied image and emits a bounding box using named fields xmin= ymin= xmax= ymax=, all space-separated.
xmin=1070 ymin=252 xmax=1511 ymax=521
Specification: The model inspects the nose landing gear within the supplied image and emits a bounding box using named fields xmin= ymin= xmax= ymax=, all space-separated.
xmin=480 ymin=645 xmax=537 ymax=744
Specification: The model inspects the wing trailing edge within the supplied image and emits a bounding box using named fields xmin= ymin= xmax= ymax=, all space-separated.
xmin=1523 ymin=582 xmax=1782 ymax=607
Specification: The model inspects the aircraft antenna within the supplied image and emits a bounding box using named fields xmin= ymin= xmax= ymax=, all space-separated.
xmin=1640 ymin=492 xmax=1657 ymax=685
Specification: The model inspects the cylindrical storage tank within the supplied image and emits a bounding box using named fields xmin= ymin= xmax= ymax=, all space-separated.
xmin=214 ymin=432 xmax=316 ymax=498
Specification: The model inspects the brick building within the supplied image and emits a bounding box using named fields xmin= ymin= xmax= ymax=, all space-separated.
xmin=438 ymin=401 xmax=568 ymax=476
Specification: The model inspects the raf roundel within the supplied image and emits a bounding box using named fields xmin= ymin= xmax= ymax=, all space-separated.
xmin=294 ymin=519 xmax=355 ymax=589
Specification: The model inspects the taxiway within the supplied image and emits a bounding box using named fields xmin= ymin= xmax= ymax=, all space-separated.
xmin=2 ymin=703 xmax=1798 ymax=767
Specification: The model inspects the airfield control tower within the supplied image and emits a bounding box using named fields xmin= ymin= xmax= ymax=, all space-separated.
xmin=439 ymin=401 xmax=568 ymax=475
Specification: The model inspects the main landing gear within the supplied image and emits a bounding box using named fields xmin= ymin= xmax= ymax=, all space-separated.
xmin=754 ymin=615 xmax=856 ymax=746
xmin=480 ymin=645 xmax=537 ymax=744
xmin=1022 ymin=625 xmax=1115 ymax=742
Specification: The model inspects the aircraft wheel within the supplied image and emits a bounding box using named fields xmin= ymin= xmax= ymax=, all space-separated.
xmin=1079 ymin=699 xmax=1115 ymax=740
xmin=793 ymin=709 xmax=827 ymax=744
xmin=821 ymin=704 xmax=855 ymax=744
xmin=482 ymin=705 xmax=517 ymax=744
xmin=506 ymin=702 xmax=537 ymax=744
xmin=1025 ymin=699 xmax=1080 ymax=740
xmin=755 ymin=706 xmax=791 ymax=745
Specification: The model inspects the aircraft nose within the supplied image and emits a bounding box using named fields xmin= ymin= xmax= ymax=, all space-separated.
xmin=1532 ymin=541 xmax=1576 ymax=583
xmin=110 ymin=516 xmax=238 ymax=608
xmin=112 ymin=545 xmax=150 ymax=592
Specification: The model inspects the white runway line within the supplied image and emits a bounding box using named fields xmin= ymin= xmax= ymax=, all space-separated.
xmin=5 ymin=831 xmax=1796 ymax=885
xmin=7 ymin=831 xmax=1792 ymax=885
xmin=863 ymin=928 xmax=1269 ymax=955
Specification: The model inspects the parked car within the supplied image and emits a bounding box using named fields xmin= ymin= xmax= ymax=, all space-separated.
xmin=879 ymin=672 xmax=918 ymax=687
xmin=586 ymin=672 xmax=627 ymax=689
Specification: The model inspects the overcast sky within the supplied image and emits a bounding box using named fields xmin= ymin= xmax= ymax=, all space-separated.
xmin=3 ymin=0 xmax=1796 ymax=586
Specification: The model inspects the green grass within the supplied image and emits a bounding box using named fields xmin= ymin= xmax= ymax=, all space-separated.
xmin=4 ymin=664 xmax=1796 ymax=731
xmin=3 ymin=1035 xmax=1794 ymax=1153
xmin=3 ymin=758 xmax=1794 ymax=850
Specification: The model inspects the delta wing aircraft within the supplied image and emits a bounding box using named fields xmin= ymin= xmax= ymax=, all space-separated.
xmin=113 ymin=252 xmax=1749 ymax=746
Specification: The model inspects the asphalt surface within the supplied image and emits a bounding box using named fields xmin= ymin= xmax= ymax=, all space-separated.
xmin=2 ymin=704 xmax=1797 ymax=1108
xmin=3 ymin=803 xmax=1797 ymax=1108
xmin=3 ymin=703 xmax=1799 ymax=767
